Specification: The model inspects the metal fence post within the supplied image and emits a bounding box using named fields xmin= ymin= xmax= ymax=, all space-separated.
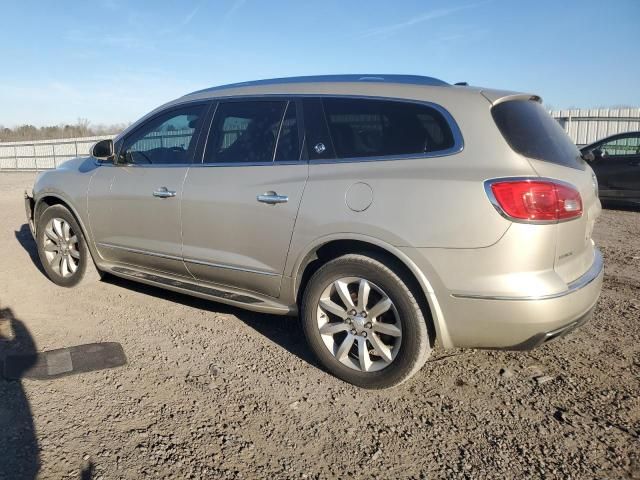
xmin=33 ymin=143 xmax=38 ymax=172
xmin=14 ymin=145 xmax=18 ymax=170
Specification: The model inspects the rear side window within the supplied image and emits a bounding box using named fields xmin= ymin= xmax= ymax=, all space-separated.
xmin=204 ymin=100 xmax=286 ymax=163
xmin=492 ymin=100 xmax=583 ymax=169
xmin=322 ymin=98 xmax=455 ymax=159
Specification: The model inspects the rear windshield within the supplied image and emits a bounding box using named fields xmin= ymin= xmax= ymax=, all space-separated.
xmin=492 ymin=100 xmax=584 ymax=169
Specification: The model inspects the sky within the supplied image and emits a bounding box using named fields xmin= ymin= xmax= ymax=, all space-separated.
xmin=0 ymin=0 xmax=638 ymax=127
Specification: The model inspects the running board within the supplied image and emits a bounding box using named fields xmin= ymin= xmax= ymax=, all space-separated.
xmin=109 ymin=266 xmax=292 ymax=315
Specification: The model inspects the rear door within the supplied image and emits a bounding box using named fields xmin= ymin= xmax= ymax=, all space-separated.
xmin=492 ymin=99 xmax=601 ymax=284
xmin=88 ymin=103 xmax=208 ymax=277
xmin=181 ymin=98 xmax=307 ymax=298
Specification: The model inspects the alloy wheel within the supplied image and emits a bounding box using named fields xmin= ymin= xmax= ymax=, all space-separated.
xmin=42 ymin=217 xmax=80 ymax=278
xmin=316 ymin=277 xmax=402 ymax=372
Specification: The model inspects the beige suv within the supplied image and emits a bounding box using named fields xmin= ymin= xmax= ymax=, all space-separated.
xmin=25 ymin=75 xmax=603 ymax=388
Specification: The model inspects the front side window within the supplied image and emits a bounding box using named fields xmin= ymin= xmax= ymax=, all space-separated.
xmin=120 ymin=104 xmax=205 ymax=165
xmin=322 ymin=98 xmax=455 ymax=159
xmin=599 ymin=134 xmax=640 ymax=157
xmin=204 ymin=101 xmax=287 ymax=163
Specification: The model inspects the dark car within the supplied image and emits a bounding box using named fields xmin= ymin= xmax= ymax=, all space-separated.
xmin=581 ymin=131 xmax=640 ymax=206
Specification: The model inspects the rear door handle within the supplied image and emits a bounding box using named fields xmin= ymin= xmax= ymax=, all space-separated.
xmin=153 ymin=187 xmax=176 ymax=198
xmin=257 ymin=191 xmax=289 ymax=204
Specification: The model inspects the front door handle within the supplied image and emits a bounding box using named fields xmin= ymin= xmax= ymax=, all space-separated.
xmin=153 ymin=187 xmax=176 ymax=198
xmin=257 ymin=191 xmax=289 ymax=204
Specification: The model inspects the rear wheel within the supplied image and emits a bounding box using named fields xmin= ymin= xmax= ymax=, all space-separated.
xmin=301 ymin=254 xmax=431 ymax=389
xmin=36 ymin=204 xmax=101 ymax=287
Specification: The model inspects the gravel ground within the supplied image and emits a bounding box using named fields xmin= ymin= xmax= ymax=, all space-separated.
xmin=0 ymin=172 xmax=638 ymax=479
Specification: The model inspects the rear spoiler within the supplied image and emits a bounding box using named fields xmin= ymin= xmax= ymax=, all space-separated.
xmin=481 ymin=90 xmax=542 ymax=106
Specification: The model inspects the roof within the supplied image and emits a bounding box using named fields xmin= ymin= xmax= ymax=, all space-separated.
xmin=186 ymin=74 xmax=449 ymax=96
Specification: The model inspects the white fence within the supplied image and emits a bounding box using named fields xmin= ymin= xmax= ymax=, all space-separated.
xmin=0 ymin=135 xmax=114 ymax=171
xmin=551 ymin=108 xmax=640 ymax=147
xmin=2 ymin=108 xmax=640 ymax=171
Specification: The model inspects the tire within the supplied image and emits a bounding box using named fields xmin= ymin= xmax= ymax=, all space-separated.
xmin=36 ymin=204 xmax=101 ymax=287
xmin=301 ymin=253 xmax=432 ymax=389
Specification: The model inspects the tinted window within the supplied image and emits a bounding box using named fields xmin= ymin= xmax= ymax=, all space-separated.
xmin=302 ymin=98 xmax=335 ymax=160
xmin=492 ymin=100 xmax=583 ymax=169
xmin=274 ymin=102 xmax=301 ymax=161
xmin=599 ymin=134 xmax=640 ymax=157
xmin=204 ymin=101 xmax=286 ymax=163
xmin=322 ymin=98 xmax=455 ymax=159
xmin=120 ymin=105 xmax=205 ymax=165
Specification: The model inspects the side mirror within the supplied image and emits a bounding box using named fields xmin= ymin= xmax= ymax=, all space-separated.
xmin=91 ymin=139 xmax=114 ymax=160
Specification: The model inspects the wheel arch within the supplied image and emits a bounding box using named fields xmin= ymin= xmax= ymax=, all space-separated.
xmin=291 ymin=235 xmax=452 ymax=349
xmin=34 ymin=194 xmax=100 ymax=264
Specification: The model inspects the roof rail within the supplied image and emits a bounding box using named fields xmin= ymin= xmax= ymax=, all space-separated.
xmin=186 ymin=74 xmax=449 ymax=96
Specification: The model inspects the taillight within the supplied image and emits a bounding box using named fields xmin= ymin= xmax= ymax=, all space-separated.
xmin=486 ymin=178 xmax=583 ymax=223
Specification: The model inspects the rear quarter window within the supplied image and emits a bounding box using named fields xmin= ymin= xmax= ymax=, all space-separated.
xmin=492 ymin=100 xmax=584 ymax=169
xmin=322 ymin=98 xmax=455 ymax=159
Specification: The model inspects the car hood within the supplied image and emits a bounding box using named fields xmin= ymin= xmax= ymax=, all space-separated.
xmin=56 ymin=156 xmax=96 ymax=172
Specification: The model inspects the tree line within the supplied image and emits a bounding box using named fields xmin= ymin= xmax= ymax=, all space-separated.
xmin=0 ymin=119 xmax=129 ymax=142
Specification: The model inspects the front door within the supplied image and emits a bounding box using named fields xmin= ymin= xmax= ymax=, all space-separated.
xmin=181 ymin=99 xmax=307 ymax=297
xmin=88 ymin=103 xmax=208 ymax=277
xmin=591 ymin=132 xmax=640 ymax=200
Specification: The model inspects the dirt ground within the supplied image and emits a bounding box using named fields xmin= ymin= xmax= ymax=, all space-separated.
xmin=0 ymin=172 xmax=638 ymax=480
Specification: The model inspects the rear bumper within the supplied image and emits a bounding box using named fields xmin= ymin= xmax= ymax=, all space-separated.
xmin=406 ymin=247 xmax=604 ymax=350
xmin=449 ymin=249 xmax=603 ymax=349
xmin=24 ymin=191 xmax=35 ymax=239
xmin=506 ymin=305 xmax=594 ymax=350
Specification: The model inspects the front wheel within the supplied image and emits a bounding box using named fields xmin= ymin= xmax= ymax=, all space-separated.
xmin=36 ymin=204 xmax=100 ymax=287
xmin=301 ymin=254 xmax=432 ymax=389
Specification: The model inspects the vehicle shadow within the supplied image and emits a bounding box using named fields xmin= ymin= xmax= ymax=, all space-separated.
xmin=101 ymin=275 xmax=318 ymax=369
xmin=14 ymin=223 xmax=46 ymax=276
xmin=0 ymin=307 xmax=40 ymax=480
xmin=15 ymin=221 xmax=318 ymax=370
xmin=601 ymin=201 xmax=640 ymax=212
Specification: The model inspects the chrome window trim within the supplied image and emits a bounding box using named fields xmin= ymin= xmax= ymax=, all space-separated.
xmin=112 ymin=97 xmax=214 ymax=145
xmin=310 ymin=95 xmax=464 ymax=163
xmin=189 ymin=94 xmax=463 ymax=164
xmin=307 ymin=149 xmax=459 ymax=165
xmin=483 ymin=176 xmax=584 ymax=225
xmin=99 ymin=161 xmax=304 ymax=169
xmin=98 ymin=242 xmax=279 ymax=277
xmin=105 ymin=94 xmax=463 ymax=167
xmin=451 ymin=249 xmax=603 ymax=301
xmin=190 ymin=160 xmax=303 ymax=168
xmin=96 ymin=162 xmax=192 ymax=168
xmin=108 ymin=101 xmax=212 ymax=168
